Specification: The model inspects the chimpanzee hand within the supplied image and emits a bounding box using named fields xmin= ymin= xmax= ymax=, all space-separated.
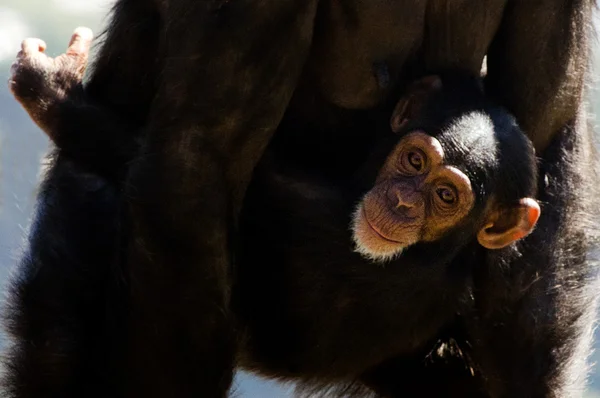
xmin=8 ymin=27 xmax=93 ymax=138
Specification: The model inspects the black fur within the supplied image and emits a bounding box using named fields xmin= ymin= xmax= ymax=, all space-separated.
xmin=2 ymin=156 xmax=127 ymax=398
xmin=3 ymin=0 xmax=599 ymax=397
xmin=6 ymin=62 xmax=565 ymax=398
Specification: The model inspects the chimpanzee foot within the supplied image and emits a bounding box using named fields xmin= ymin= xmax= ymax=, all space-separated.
xmin=8 ymin=27 xmax=93 ymax=136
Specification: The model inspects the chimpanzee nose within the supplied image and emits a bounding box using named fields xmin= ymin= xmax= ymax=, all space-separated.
xmin=387 ymin=184 xmax=422 ymax=216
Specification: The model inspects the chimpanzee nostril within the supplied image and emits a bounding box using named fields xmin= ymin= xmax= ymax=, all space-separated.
xmin=397 ymin=204 xmax=414 ymax=212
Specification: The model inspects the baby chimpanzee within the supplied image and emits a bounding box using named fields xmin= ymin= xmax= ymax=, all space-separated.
xmin=7 ymin=29 xmax=541 ymax=396
xmin=233 ymin=71 xmax=541 ymax=392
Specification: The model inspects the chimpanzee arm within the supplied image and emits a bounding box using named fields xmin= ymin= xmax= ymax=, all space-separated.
xmin=485 ymin=0 xmax=592 ymax=154
xmin=472 ymin=2 xmax=598 ymax=395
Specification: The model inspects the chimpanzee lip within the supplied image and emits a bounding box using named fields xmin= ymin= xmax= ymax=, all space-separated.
xmin=362 ymin=207 xmax=404 ymax=244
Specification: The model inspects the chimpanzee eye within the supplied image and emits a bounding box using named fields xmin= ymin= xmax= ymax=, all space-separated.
xmin=407 ymin=151 xmax=425 ymax=171
xmin=436 ymin=186 xmax=456 ymax=205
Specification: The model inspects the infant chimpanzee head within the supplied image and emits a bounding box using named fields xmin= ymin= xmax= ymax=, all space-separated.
xmin=352 ymin=73 xmax=540 ymax=263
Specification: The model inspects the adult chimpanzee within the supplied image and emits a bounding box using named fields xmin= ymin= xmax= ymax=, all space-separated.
xmin=4 ymin=0 xmax=600 ymax=396
xmin=9 ymin=32 xmax=546 ymax=397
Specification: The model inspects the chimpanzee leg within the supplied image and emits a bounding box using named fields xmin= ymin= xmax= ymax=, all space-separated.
xmin=2 ymin=156 xmax=125 ymax=398
xmin=122 ymin=2 xmax=319 ymax=396
xmin=2 ymin=1 xmax=166 ymax=396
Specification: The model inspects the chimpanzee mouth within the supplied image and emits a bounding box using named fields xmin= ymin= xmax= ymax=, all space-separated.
xmin=362 ymin=207 xmax=404 ymax=244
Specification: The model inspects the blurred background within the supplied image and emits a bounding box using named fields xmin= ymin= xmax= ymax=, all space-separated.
xmin=0 ymin=1 xmax=599 ymax=396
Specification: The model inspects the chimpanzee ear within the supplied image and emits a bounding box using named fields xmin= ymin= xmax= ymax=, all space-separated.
xmin=477 ymin=198 xmax=541 ymax=250
xmin=390 ymin=75 xmax=442 ymax=133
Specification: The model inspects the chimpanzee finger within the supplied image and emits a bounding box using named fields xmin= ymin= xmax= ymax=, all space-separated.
xmin=21 ymin=38 xmax=47 ymax=54
xmin=66 ymin=27 xmax=93 ymax=58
